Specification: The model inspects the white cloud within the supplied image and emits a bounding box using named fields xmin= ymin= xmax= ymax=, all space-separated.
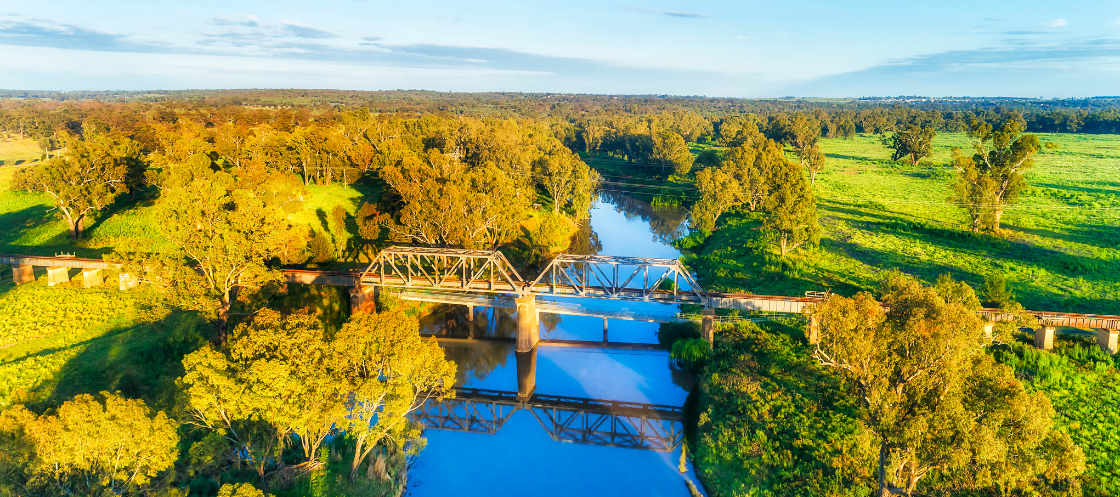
xmin=1114 ymin=16 xmax=1120 ymax=25
xmin=1041 ymin=18 xmax=1067 ymax=27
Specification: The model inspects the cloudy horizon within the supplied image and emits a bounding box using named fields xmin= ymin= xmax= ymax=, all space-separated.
xmin=1 ymin=1 xmax=1119 ymax=98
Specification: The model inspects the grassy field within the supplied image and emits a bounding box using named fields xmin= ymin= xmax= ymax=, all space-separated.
xmin=0 ymin=137 xmax=42 ymax=167
xmin=0 ymin=273 xmax=210 ymax=411
xmin=683 ymin=132 xmax=1120 ymax=315
xmin=0 ymin=173 xmax=373 ymax=259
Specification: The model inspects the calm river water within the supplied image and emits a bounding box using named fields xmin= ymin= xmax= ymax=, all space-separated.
xmin=408 ymin=193 xmax=705 ymax=496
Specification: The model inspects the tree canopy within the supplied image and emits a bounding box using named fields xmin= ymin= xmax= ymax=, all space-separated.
xmin=952 ymin=120 xmax=1040 ymax=233
xmin=119 ymin=153 xmax=307 ymax=340
xmin=0 ymin=392 xmax=179 ymax=496
xmin=882 ymin=124 xmax=936 ymax=165
xmin=809 ymin=273 xmax=1084 ymax=497
xmin=179 ymin=309 xmax=456 ymax=484
xmin=13 ymin=134 xmax=141 ymax=239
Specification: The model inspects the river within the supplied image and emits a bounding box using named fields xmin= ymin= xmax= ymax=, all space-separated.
xmin=408 ymin=193 xmax=704 ymax=496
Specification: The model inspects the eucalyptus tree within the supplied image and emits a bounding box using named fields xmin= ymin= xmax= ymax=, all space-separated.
xmin=535 ymin=144 xmax=600 ymax=218
xmin=763 ymin=160 xmax=819 ymax=257
xmin=119 ymin=154 xmax=307 ymax=341
xmin=883 ymin=124 xmax=936 ymax=165
xmin=952 ymin=120 xmax=1040 ymax=232
xmin=690 ymin=130 xmax=787 ymax=231
xmin=0 ymin=393 xmax=178 ymax=496
xmin=179 ymin=310 xmax=455 ymax=482
xmin=798 ymin=143 xmax=826 ymax=186
xmin=809 ymin=273 xmax=1084 ymax=497
xmin=14 ymin=134 xmax=143 ymax=239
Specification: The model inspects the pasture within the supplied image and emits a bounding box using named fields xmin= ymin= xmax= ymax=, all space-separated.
xmin=0 ymin=137 xmax=42 ymax=167
xmin=685 ymin=132 xmax=1120 ymax=314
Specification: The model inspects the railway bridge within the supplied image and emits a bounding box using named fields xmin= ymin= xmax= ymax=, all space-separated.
xmin=4 ymin=247 xmax=1119 ymax=354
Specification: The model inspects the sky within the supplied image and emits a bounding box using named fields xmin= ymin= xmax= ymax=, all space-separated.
xmin=0 ymin=1 xmax=1118 ymax=97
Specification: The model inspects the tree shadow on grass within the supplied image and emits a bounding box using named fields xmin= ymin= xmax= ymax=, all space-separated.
xmin=1005 ymin=222 xmax=1120 ymax=252
xmin=820 ymin=200 xmax=1118 ymax=286
xmin=1034 ymin=182 xmax=1120 ymax=196
xmin=24 ymin=311 xmax=210 ymax=413
xmin=79 ymin=192 xmax=159 ymax=244
xmin=0 ymin=204 xmax=56 ymax=246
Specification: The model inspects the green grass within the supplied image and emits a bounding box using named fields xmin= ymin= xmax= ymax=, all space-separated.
xmin=0 ymin=137 xmax=43 ymax=167
xmin=0 ymin=171 xmax=380 ymax=260
xmin=0 ymin=274 xmax=209 ymax=411
xmin=684 ymin=132 xmax=1120 ymax=315
xmin=693 ymin=320 xmax=871 ymax=497
xmin=992 ymin=333 xmax=1120 ymax=494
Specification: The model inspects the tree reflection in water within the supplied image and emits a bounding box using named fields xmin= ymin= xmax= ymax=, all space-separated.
xmin=598 ymin=191 xmax=688 ymax=245
xmin=418 ymin=305 xmax=560 ymax=385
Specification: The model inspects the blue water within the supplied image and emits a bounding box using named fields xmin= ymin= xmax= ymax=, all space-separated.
xmin=409 ymin=195 xmax=703 ymax=496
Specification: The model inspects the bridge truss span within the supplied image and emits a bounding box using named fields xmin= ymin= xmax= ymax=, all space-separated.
xmin=528 ymin=254 xmax=706 ymax=304
xmin=358 ymin=246 xmax=525 ymax=294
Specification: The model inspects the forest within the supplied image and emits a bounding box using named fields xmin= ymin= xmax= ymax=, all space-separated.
xmin=0 ymin=91 xmax=1118 ymax=497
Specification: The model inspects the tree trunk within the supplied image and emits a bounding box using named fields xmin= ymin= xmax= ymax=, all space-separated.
xmin=780 ymin=235 xmax=789 ymax=257
xmin=993 ymin=207 xmax=1004 ymax=232
xmin=877 ymin=442 xmax=890 ymax=497
xmin=215 ymin=294 xmax=231 ymax=346
xmin=350 ymin=436 xmax=372 ymax=481
xmin=75 ymin=215 xmax=85 ymax=240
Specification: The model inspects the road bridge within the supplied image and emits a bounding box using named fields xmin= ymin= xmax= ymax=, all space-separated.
xmin=5 ymin=250 xmax=1119 ymax=353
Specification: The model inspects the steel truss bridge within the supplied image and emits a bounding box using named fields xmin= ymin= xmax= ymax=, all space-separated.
xmin=415 ymin=387 xmax=684 ymax=452
xmin=6 ymin=251 xmax=1120 ymax=330
xmin=357 ymin=246 xmax=706 ymax=304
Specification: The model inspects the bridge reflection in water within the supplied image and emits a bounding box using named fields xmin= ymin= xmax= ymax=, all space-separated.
xmin=415 ymin=327 xmax=685 ymax=453
xmin=417 ymin=386 xmax=684 ymax=452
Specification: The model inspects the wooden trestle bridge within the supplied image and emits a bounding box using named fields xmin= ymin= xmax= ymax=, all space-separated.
xmin=4 ymin=247 xmax=1120 ymax=353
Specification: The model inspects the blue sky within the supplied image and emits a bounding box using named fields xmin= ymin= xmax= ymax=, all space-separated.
xmin=1 ymin=1 xmax=1118 ymax=97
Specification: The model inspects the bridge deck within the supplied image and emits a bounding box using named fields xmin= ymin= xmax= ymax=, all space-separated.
xmin=6 ymin=254 xmax=1120 ymax=330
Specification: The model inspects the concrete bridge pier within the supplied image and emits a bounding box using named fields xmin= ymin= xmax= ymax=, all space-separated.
xmin=983 ymin=322 xmax=995 ymax=341
xmin=516 ymin=346 xmax=538 ymax=401
xmin=466 ymin=305 xmax=474 ymax=321
xmin=119 ymin=273 xmax=139 ymax=291
xmin=350 ymin=285 xmax=378 ymax=314
xmin=603 ymin=317 xmax=608 ymax=343
xmin=46 ymin=267 xmax=69 ymax=286
xmin=12 ymin=265 xmax=34 ymax=285
xmin=701 ymin=309 xmax=714 ymax=344
xmin=515 ymin=295 xmax=539 ymax=353
xmin=82 ymin=269 xmax=103 ymax=288
xmin=1097 ymin=329 xmax=1118 ymax=355
xmin=1034 ymin=326 xmax=1056 ymax=350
